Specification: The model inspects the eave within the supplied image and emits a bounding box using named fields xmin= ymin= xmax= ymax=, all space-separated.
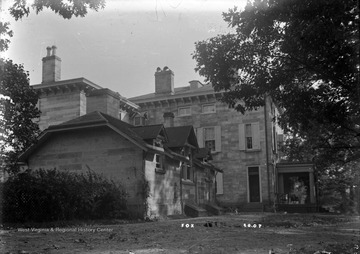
xmin=131 ymin=91 xmax=224 ymax=108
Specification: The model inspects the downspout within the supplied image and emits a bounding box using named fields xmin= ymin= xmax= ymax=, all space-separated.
xmin=142 ymin=150 xmax=148 ymax=219
xmin=180 ymin=161 xmax=184 ymax=214
xmin=264 ymin=96 xmax=271 ymax=205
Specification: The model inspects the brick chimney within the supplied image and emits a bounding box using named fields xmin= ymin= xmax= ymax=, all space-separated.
xmin=163 ymin=112 xmax=174 ymax=127
xmin=42 ymin=45 xmax=61 ymax=83
xmin=155 ymin=66 xmax=174 ymax=94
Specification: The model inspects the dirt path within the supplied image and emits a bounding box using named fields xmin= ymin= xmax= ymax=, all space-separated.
xmin=1 ymin=214 xmax=359 ymax=254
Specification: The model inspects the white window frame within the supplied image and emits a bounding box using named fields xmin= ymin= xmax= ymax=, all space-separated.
xmin=196 ymin=126 xmax=221 ymax=153
xmin=202 ymin=104 xmax=216 ymax=114
xmin=182 ymin=163 xmax=193 ymax=181
xmin=154 ymin=154 xmax=165 ymax=174
xmin=204 ymin=127 xmax=216 ymax=152
xmin=178 ymin=106 xmax=191 ymax=116
xmin=245 ymin=123 xmax=253 ymax=150
xmin=239 ymin=122 xmax=260 ymax=151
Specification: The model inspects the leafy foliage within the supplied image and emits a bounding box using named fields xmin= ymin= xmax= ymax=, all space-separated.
xmin=0 ymin=59 xmax=41 ymax=174
xmin=0 ymin=169 xmax=128 ymax=223
xmin=0 ymin=0 xmax=105 ymax=53
xmin=0 ymin=22 xmax=13 ymax=52
xmin=193 ymin=0 xmax=360 ymax=213
xmin=193 ymin=0 xmax=359 ymax=159
xmin=9 ymin=0 xmax=106 ymax=20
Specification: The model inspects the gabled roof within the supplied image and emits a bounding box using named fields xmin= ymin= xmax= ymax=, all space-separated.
xmin=165 ymin=126 xmax=198 ymax=148
xmin=194 ymin=148 xmax=213 ymax=161
xmin=131 ymin=124 xmax=168 ymax=142
xmin=193 ymin=158 xmax=223 ymax=172
xmin=19 ymin=111 xmax=149 ymax=161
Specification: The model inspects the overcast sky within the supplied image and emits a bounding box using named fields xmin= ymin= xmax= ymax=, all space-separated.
xmin=1 ymin=0 xmax=246 ymax=98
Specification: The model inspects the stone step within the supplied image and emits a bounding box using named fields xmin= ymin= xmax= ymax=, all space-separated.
xmin=184 ymin=203 xmax=209 ymax=217
xmin=204 ymin=203 xmax=225 ymax=215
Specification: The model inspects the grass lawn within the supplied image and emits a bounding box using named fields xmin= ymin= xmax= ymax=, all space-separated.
xmin=1 ymin=213 xmax=359 ymax=254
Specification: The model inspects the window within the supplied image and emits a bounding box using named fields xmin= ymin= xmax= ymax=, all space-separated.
xmin=178 ymin=107 xmax=191 ymax=116
xmin=272 ymin=125 xmax=277 ymax=153
xmin=245 ymin=124 xmax=253 ymax=149
xmin=202 ymin=104 xmax=216 ymax=114
xmin=204 ymin=127 xmax=216 ymax=152
xmin=196 ymin=126 xmax=222 ymax=152
xmin=155 ymin=154 xmax=162 ymax=169
xmin=134 ymin=116 xmax=142 ymax=126
xmin=239 ymin=122 xmax=260 ymax=151
xmin=182 ymin=163 xmax=193 ymax=181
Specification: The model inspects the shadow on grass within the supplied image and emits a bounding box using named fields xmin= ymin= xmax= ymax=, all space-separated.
xmin=255 ymin=213 xmax=358 ymax=228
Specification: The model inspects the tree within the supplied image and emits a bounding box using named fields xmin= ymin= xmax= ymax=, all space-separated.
xmin=0 ymin=59 xmax=41 ymax=174
xmin=193 ymin=0 xmax=359 ymax=212
xmin=193 ymin=0 xmax=359 ymax=165
xmin=0 ymin=0 xmax=106 ymax=174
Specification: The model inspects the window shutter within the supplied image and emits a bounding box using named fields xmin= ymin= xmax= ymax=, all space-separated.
xmin=196 ymin=127 xmax=204 ymax=148
xmin=216 ymin=172 xmax=223 ymax=194
xmin=238 ymin=123 xmax=245 ymax=150
xmin=252 ymin=122 xmax=260 ymax=150
xmin=215 ymin=126 xmax=221 ymax=152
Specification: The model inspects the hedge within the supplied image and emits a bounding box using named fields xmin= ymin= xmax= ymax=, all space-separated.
xmin=0 ymin=169 xmax=128 ymax=223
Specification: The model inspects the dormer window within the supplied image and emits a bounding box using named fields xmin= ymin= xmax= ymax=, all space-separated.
xmin=134 ymin=116 xmax=142 ymax=126
xmin=153 ymin=139 xmax=162 ymax=147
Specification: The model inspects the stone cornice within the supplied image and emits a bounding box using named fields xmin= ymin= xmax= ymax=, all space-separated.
xmin=131 ymin=90 xmax=224 ymax=108
xmin=32 ymin=78 xmax=103 ymax=95
xmin=32 ymin=78 xmax=139 ymax=112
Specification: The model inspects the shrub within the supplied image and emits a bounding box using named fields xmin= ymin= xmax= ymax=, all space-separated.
xmin=0 ymin=169 xmax=128 ymax=223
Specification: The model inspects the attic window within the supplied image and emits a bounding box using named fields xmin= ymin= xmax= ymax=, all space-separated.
xmin=202 ymin=104 xmax=216 ymax=114
xmin=134 ymin=116 xmax=143 ymax=126
xmin=178 ymin=106 xmax=191 ymax=116
xmin=153 ymin=139 xmax=162 ymax=147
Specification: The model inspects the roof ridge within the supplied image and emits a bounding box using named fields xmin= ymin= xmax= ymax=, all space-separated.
xmin=97 ymin=111 xmax=111 ymax=123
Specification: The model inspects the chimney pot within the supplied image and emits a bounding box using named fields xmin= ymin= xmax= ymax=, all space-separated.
xmin=46 ymin=46 xmax=51 ymax=57
xmin=51 ymin=45 xmax=57 ymax=56
xmin=42 ymin=46 xmax=61 ymax=83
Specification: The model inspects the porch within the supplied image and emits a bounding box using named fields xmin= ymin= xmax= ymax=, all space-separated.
xmin=276 ymin=163 xmax=318 ymax=213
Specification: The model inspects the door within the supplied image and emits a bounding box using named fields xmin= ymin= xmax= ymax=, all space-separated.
xmin=248 ymin=167 xmax=260 ymax=202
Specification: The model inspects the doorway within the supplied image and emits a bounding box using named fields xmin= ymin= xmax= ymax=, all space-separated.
xmin=248 ymin=166 xmax=261 ymax=202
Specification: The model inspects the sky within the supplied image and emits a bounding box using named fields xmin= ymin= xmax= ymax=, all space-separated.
xmin=1 ymin=0 xmax=246 ymax=98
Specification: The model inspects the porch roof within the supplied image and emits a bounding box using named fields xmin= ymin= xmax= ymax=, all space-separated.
xmin=277 ymin=162 xmax=314 ymax=173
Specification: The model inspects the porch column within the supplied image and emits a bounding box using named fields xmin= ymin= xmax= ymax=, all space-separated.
xmin=309 ymin=172 xmax=315 ymax=203
xmin=278 ymin=173 xmax=284 ymax=194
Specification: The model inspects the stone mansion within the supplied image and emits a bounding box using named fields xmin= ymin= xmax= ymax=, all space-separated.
xmin=26 ymin=46 xmax=317 ymax=212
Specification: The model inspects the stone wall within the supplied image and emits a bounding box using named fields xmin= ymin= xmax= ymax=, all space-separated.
xmin=134 ymin=96 xmax=277 ymax=207
xmin=144 ymin=153 xmax=182 ymax=218
xmin=37 ymin=90 xmax=86 ymax=130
